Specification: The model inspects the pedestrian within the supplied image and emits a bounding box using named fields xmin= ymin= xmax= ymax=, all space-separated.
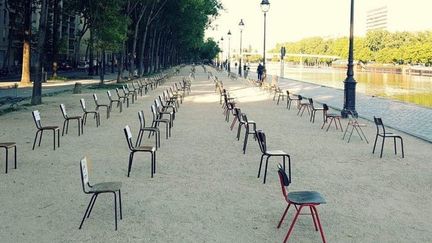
xmin=257 ymin=62 xmax=263 ymax=81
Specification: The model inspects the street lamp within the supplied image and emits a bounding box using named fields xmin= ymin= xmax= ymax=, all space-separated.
xmin=227 ymin=30 xmax=232 ymax=72
xmin=238 ymin=19 xmax=245 ymax=77
xmin=341 ymin=0 xmax=358 ymax=118
xmin=260 ymin=0 xmax=270 ymax=70
xmin=220 ymin=37 xmax=224 ymax=69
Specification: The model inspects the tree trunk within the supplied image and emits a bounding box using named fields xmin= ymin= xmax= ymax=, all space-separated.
xmin=31 ymin=0 xmax=48 ymax=105
xmin=52 ymin=0 xmax=60 ymax=78
xmin=20 ymin=0 xmax=32 ymax=86
xmin=88 ymin=29 xmax=94 ymax=75
xmin=99 ymin=50 xmax=105 ymax=84
xmin=130 ymin=5 xmax=147 ymax=77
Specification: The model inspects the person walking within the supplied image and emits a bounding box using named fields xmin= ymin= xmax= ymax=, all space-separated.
xmin=257 ymin=63 xmax=263 ymax=81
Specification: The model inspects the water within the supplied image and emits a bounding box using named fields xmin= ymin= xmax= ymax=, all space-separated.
xmin=248 ymin=63 xmax=432 ymax=108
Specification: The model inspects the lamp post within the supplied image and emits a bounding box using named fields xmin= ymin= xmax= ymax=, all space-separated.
xmin=220 ymin=37 xmax=224 ymax=69
xmin=260 ymin=0 xmax=270 ymax=70
xmin=238 ymin=19 xmax=245 ymax=77
xmin=341 ymin=0 xmax=358 ymax=118
xmin=227 ymin=30 xmax=232 ymax=72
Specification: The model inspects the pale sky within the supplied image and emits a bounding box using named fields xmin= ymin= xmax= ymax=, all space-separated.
xmin=205 ymin=0 xmax=432 ymax=53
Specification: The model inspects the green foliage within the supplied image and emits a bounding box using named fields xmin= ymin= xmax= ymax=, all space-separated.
xmin=272 ymin=30 xmax=432 ymax=66
xmin=199 ymin=38 xmax=220 ymax=61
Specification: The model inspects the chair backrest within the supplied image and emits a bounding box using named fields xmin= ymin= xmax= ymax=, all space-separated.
xmin=277 ymin=164 xmax=291 ymax=200
xmin=93 ymin=93 xmax=99 ymax=105
xmin=122 ymin=86 xmax=128 ymax=94
xmin=60 ymin=104 xmax=68 ymax=119
xmin=80 ymin=156 xmax=91 ymax=193
xmin=242 ymin=113 xmax=250 ymax=124
xmin=32 ymin=110 xmax=43 ymax=129
xmin=123 ymin=125 xmax=134 ymax=150
xmin=297 ymin=95 xmax=303 ymax=101
xmin=323 ymin=103 xmax=329 ymax=111
xmin=150 ymin=104 xmax=158 ymax=120
xmin=308 ymin=98 xmax=314 ymax=108
xmin=374 ymin=116 xmax=386 ymax=134
xmin=255 ymin=130 xmax=267 ymax=153
xmin=80 ymin=98 xmax=87 ymax=112
xmin=154 ymin=99 xmax=162 ymax=112
xmin=233 ymin=107 xmax=241 ymax=118
xmin=115 ymin=88 xmax=122 ymax=98
xmin=158 ymin=96 xmax=165 ymax=106
xmin=107 ymin=90 xmax=113 ymax=101
xmin=138 ymin=110 xmax=146 ymax=129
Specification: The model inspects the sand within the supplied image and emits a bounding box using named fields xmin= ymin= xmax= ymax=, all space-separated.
xmin=0 ymin=65 xmax=431 ymax=242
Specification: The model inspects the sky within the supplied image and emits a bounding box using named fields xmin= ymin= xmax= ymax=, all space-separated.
xmin=205 ymin=0 xmax=432 ymax=54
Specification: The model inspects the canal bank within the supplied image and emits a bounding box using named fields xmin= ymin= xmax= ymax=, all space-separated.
xmin=239 ymin=69 xmax=432 ymax=143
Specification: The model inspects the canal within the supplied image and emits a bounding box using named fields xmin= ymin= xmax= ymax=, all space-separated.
xmin=249 ymin=63 xmax=432 ymax=108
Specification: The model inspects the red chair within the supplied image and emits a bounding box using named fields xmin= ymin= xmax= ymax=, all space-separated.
xmin=277 ymin=164 xmax=326 ymax=243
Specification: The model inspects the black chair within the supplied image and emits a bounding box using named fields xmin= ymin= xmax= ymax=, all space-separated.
xmin=151 ymin=104 xmax=171 ymax=139
xmin=321 ymin=104 xmax=343 ymax=132
xmin=286 ymin=90 xmax=300 ymax=110
xmin=297 ymin=95 xmax=310 ymax=116
xmin=0 ymin=142 xmax=16 ymax=173
xmin=107 ymin=90 xmax=122 ymax=112
xmin=60 ymin=104 xmax=83 ymax=136
xmin=276 ymin=164 xmax=326 ymax=243
xmin=372 ymin=117 xmax=404 ymax=158
xmin=79 ymin=157 xmax=122 ymax=230
xmin=309 ymin=98 xmax=325 ymax=123
xmin=93 ymin=93 xmax=110 ymax=119
xmin=240 ymin=113 xmax=257 ymax=154
xmin=124 ymin=125 xmax=156 ymax=177
xmin=256 ymin=130 xmax=291 ymax=184
xmin=230 ymin=107 xmax=241 ymax=130
xmin=154 ymin=98 xmax=174 ymax=127
xmin=137 ymin=110 xmax=160 ymax=149
xmin=32 ymin=110 xmax=60 ymax=150
xmin=125 ymin=84 xmax=137 ymax=102
xmin=80 ymin=98 xmax=100 ymax=127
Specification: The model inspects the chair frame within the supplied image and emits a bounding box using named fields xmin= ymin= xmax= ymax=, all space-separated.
xmin=80 ymin=98 xmax=101 ymax=127
xmin=321 ymin=104 xmax=343 ymax=132
xmin=256 ymin=130 xmax=291 ymax=184
xmin=240 ymin=113 xmax=257 ymax=154
xmin=79 ymin=157 xmax=123 ymax=230
xmin=107 ymin=90 xmax=123 ymax=112
xmin=343 ymin=111 xmax=368 ymax=143
xmin=124 ymin=125 xmax=156 ymax=177
xmin=93 ymin=93 xmax=110 ymax=119
xmin=0 ymin=143 xmax=17 ymax=173
xmin=372 ymin=117 xmax=404 ymax=158
xmin=60 ymin=104 xmax=83 ymax=136
xmin=309 ymin=98 xmax=325 ymax=123
xmin=151 ymin=104 xmax=171 ymax=139
xmin=137 ymin=110 xmax=160 ymax=149
xmin=286 ymin=91 xmax=300 ymax=110
xmin=277 ymin=164 xmax=326 ymax=243
xmin=32 ymin=110 xmax=60 ymax=150
xmin=115 ymin=88 xmax=130 ymax=108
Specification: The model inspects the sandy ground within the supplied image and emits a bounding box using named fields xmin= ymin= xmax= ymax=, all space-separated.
xmin=0 ymin=65 xmax=431 ymax=242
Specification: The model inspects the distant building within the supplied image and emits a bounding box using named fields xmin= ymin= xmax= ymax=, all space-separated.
xmin=366 ymin=6 xmax=388 ymax=32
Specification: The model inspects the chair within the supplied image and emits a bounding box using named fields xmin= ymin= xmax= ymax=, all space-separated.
xmin=80 ymin=98 xmax=100 ymax=127
xmin=309 ymin=98 xmax=325 ymax=123
xmin=321 ymin=104 xmax=343 ymax=132
xmin=78 ymin=157 xmax=122 ymax=230
xmin=158 ymin=95 xmax=177 ymax=114
xmin=60 ymin=104 xmax=83 ymax=136
xmin=343 ymin=111 xmax=368 ymax=143
xmin=240 ymin=113 xmax=257 ymax=154
xmin=372 ymin=117 xmax=404 ymax=158
xmin=0 ymin=142 xmax=16 ymax=173
xmin=276 ymin=164 xmax=326 ymax=243
xmin=273 ymin=87 xmax=283 ymax=102
xmin=115 ymin=88 xmax=129 ymax=108
xmin=286 ymin=91 xmax=300 ymax=110
xmin=230 ymin=107 xmax=241 ymax=130
xmin=93 ymin=93 xmax=110 ymax=119
xmin=223 ymin=92 xmax=236 ymax=122
xmin=297 ymin=95 xmax=310 ymax=116
xmin=137 ymin=110 xmax=160 ymax=149
xmin=125 ymin=84 xmax=137 ymax=102
xmin=107 ymin=90 xmax=122 ymax=112
xmin=154 ymin=99 xmax=174 ymax=128
xmin=256 ymin=130 xmax=291 ymax=184
xmin=151 ymin=104 xmax=171 ymax=139
xmin=132 ymin=81 xmax=143 ymax=96
xmin=276 ymin=88 xmax=286 ymax=105
xmin=32 ymin=110 xmax=60 ymax=150
xmin=123 ymin=125 xmax=156 ymax=177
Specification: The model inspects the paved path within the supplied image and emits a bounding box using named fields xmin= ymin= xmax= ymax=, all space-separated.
xmin=255 ymin=74 xmax=432 ymax=142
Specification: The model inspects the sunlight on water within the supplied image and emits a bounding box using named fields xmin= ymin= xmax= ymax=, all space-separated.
xmin=258 ymin=63 xmax=432 ymax=108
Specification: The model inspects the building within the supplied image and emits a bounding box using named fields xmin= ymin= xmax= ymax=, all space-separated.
xmin=366 ymin=6 xmax=388 ymax=32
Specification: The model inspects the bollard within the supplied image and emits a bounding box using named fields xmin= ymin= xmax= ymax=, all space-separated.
xmin=73 ymin=82 xmax=82 ymax=94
